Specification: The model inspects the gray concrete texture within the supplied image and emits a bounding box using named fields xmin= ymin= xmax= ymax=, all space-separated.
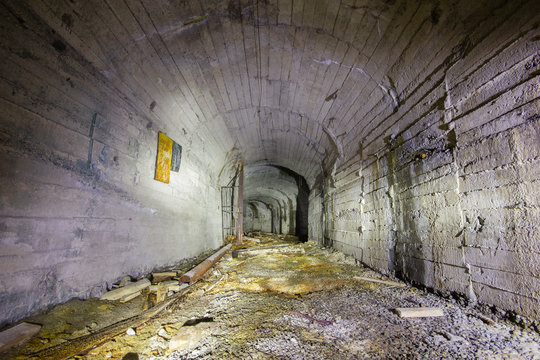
xmin=0 ymin=0 xmax=538 ymax=326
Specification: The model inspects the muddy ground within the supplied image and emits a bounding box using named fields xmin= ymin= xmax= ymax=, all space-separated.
xmin=3 ymin=234 xmax=540 ymax=359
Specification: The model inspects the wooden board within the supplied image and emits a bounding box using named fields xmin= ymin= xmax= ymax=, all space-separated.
xmin=0 ymin=322 xmax=41 ymax=352
xmin=100 ymin=279 xmax=151 ymax=301
xmin=394 ymin=307 xmax=445 ymax=318
xmin=30 ymin=284 xmax=192 ymax=360
xmin=152 ymin=272 xmax=177 ymax=282
xmin=119 ymin=291 xmax=141 ymax=303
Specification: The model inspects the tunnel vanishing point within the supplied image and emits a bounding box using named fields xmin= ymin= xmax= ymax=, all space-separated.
xmin=0 ymin=0 xmax=539 ymax=329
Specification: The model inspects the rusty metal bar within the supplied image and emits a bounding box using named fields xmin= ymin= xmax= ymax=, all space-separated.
xmin=179 ymin=244 xmax=232 ymax=284
xmin=221 ymin=187 xmax=225 ymax=244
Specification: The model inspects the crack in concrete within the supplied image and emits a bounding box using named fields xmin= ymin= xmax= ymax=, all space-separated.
xmin=313 ymin=58 xmax=399 ymax=110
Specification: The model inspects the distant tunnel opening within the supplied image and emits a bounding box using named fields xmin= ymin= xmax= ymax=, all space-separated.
xmin=243 ymin=165 xmax=309 ymax=241
xmin=274 ymin=166 xmax=309 ymax=243
xmin=1 ymin=0 xmax=539 ymax=332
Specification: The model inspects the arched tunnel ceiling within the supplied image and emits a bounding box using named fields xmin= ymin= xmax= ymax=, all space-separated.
xmin=29 ymin=0 xmax=504 ymax=187
xmin=244 ymin=165 xmax=299 ymax=207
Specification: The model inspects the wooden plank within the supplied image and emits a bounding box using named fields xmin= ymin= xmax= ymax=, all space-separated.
xmin=180 ymin=244 xmax=232 ymax=284
xmin=168 ymin=283 xmax=188 ymax=293
xmin=100 ymin=278 xmax=151 ymax=301
xmin=151 ymin=272 xmax=177 ymax=282
xmin=31 ymin=285 xmax=191 ymax=360
xmin=149 ymin=280 xmax=177 ymax=292
xmin=0 ymin=322 xmax=41 ymax=352
xmin=119 ymin=291 xmax=141 ymax=303
xmin=354 ymin=276 xmax=406 ymax=288
xmin=394 ymin=307 xmax=445 ymax=318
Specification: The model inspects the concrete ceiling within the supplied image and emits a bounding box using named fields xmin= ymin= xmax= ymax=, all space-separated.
xmin=1 ymin=0 xmax=539 ymax=328
xmin=17 ymin=0 xmax=488 ymax=188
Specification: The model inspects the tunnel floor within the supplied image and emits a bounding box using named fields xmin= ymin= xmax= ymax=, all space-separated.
xmin=6 ymin=234 xmax=540 ymax=359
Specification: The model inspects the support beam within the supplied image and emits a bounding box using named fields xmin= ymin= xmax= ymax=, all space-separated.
xmin=236 ymin=164 xmax=244 ymax=245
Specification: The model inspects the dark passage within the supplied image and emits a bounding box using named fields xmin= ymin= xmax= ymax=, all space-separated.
xmin=275 ymin=166 xmax=309 ymax=242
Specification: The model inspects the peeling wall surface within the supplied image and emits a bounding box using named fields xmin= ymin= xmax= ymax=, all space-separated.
xmin=0 ymin=0 xmax=539 ymax=325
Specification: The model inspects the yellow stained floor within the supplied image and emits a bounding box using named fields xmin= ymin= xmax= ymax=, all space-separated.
xmin=4 ymin=234 xmax=540 ymax=360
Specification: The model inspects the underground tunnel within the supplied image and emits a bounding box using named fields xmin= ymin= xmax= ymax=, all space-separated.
xmin=0 ymin=0 xmax=539 ymax=358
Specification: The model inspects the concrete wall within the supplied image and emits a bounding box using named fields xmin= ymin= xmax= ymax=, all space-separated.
xmin=1 ymin=0 xmax=539 ymax=327
xmin=0 ymin=1 xmax=231 ymax=326
xmin=310 ymin=2 xmax=540 ymax=320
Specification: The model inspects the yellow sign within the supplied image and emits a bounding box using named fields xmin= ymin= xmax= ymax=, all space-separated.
xmin=155 ymin=131 xmax=173 ymax=183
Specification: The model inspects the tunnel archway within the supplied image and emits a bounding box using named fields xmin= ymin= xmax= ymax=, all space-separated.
xmin=273 ymin=165 xmax=310 ymax=242
xmin=0 ymin=0 xmax=538 ymax=328
xmin=243 ymin=165 xmax=309 ymax=241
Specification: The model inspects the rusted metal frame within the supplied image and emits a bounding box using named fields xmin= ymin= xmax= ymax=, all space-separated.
xmin=221 ymin=185 xmax=237 ymax=242
xmin=235 ymin=164 xmax=244 ymax=245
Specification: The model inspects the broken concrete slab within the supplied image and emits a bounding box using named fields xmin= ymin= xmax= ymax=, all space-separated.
xmin=168 ymin=322 xmax=218 ymax=353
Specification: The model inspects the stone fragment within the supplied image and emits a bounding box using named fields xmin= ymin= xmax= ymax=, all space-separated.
xmin=158 ymin=328 xmax=171 ymax=340
xmin=126 ymin=328 xmax=136 ymax=336
xmin=118 ymin=276 xmax=131 ymax=287
xmin=168 ymin=323 xmax=217 ymax=353
xmin=443 ymin=332 xmax=466 ymax=342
